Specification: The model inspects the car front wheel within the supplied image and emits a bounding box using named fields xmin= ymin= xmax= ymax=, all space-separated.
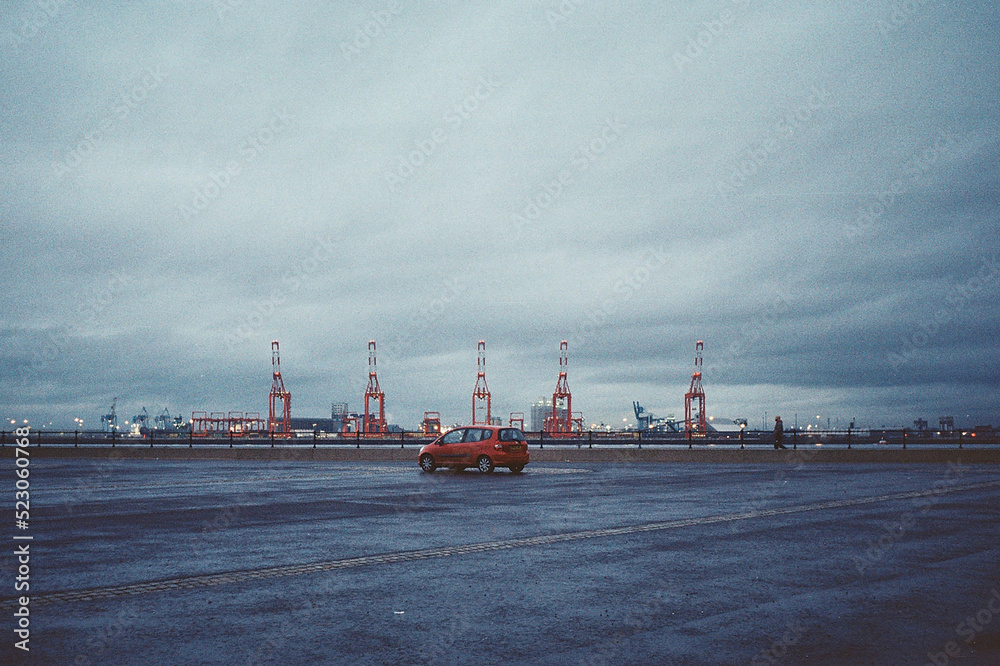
xmin=419 ymin=454 xmax=436 ymax=473
xmin=477 ymin=455 xmax=495 ymax=474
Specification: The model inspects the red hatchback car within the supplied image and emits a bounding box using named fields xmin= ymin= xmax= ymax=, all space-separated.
xmin=418 ymin=425 xmax=529 ymax=474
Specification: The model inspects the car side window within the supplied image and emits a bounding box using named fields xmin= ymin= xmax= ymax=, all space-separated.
xmin=464 ymin=428 xmax=490 ymax=442
xmin=499 ymin=428 xmax=523 ymax=441
xmin=441 ymin=429 xmax=465 ymax=444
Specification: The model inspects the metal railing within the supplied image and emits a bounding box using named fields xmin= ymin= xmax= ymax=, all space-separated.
xmin=1 ymin=428 xmax=994 ymax=450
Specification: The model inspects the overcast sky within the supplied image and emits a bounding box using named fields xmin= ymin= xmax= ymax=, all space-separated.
xmin=2 ymin=1 xmax=998 ymax=431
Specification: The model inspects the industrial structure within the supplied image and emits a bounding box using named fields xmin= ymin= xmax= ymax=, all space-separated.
xmin=684 ymin=340 xmax=706 ymax=437
xmin=101 ymin=397 xmax=118 ymax=432
xmin=472 ymin=340 xmax=492 ymax=424
xmin=84 ymin=335 xmax=988 ymax=440
xmin=268 ymin=340 xmax=292 ymax=437
xmin=363 ymin=340 xmax=387 ymax=435
xmin=191 ymin=411 xmax=265 ymax=437
xmin=543 ymin=340 xmax=583 ymax=434
xmin=421 ymin=411 xmax=441 ymax=436
xmin=132 ymin=407 xmax=150 ymax=432
xmin=154 ymin=408 xmax=186 ymax=432
xmin=190 ymin=341 xmax=291 ymax=437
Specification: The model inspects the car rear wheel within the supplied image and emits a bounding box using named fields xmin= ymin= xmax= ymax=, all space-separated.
xmin=419 ymin=454 xmax=436 ymax=473
xmin=477 ymin=455 xmax=494 ymax=474
xmin=508 ymin=464 xmax=524 ymax=474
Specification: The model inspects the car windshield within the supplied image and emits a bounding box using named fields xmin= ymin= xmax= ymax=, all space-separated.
xmin=499 ymin=428 xmax=524 ymax=441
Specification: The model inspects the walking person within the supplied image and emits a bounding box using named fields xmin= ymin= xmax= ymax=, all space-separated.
xmin=773 ymin=416 xmax=787 ymax=449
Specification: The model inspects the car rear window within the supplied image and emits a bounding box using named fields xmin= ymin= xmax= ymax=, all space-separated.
xmin=499 ymin=428 xmax=524 ymax=441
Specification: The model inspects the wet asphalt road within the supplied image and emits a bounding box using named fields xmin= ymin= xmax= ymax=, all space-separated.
xmin=5 ymin=459 xmax=1000 ymax=665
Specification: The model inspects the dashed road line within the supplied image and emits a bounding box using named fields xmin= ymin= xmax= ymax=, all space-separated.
xmin=7 ymin=479 xmax=999 ymax=608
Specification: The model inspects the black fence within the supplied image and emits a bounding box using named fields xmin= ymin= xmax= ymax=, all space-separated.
xmin=1 ymin=428 xmax=995 ymax=450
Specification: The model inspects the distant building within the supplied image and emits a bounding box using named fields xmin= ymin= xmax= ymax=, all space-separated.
xmin=530 ymin=398 xmax=551 ymax=432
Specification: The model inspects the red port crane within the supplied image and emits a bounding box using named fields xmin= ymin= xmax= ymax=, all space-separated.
xmin=472 ymin=340 xmax=492 ymax=424
xmin=363 ymin=340 xmax=387 ymax=434
xmin=268 ymin=340 xmax=291 ymax=437
xmin=544 ymin=340 xmax=574 ymax=434
xmin=421 ymin=411 xmax=441 ymax=436
xmin=684 ymin=340 xmax=706 ymax=437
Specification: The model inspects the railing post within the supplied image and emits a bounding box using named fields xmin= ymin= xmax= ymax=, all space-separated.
xmin=902 ymin=430 xmax=907 ymax=450
xmin=637 ymin=430 xmax=642 ymax=449
xmin=75 ymin=429 xmax=79 ymax=448
xmin=589 ymin=430 xmax=593 ymax=449
xmin=958 ymin=431 xmax=962 ymax=449
xmin=539 ymin=431 xmax=544 ymax=450
xmin=739 ymin=428 xmax=744 ymax=450
xmin=847 ymin=427 xmax=851 ymax=450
